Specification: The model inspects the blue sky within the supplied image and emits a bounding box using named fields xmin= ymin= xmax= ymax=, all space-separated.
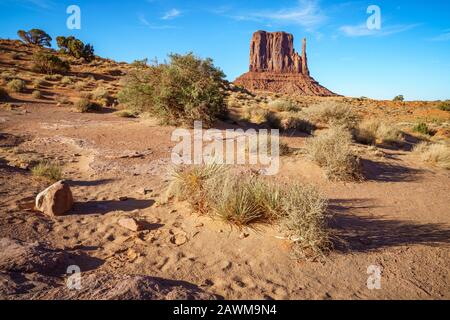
xmin=1 ymin=0 xmax=449 ymax=100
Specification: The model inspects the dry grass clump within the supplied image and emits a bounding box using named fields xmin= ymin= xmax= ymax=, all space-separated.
xmin=268 ymin=99 xmax=300 ymax=112
xmin=75 ymin=98 xmax=101 ymax=113
xmin=114 ymin=109 xmax=136 ymax=118
xmin=166 ymin=164 xmax=332 ymax=259
xmin=61 ymin=76 xmax=73 ymax=85
xmin=32 ymin=78 xmax=45 ymax=89
xmin=306 ymin=126 xmax=363 ymax=181
xmin=91 ymin=87 xmax=111 ymax=106
xmin=31 ymin=90 xmax=42 ymax=99
xmin=354 ymin=120 xmax=403 ymax=145
xmin=7 ymin=79 xmax=26 ymax=93
xmin=412 ymin=142 xmax=450 ymax=169
xmin=31 ymin=161 xmax=63 ymax=181
xmin=304 ymin=102 xmax=359 ymax=129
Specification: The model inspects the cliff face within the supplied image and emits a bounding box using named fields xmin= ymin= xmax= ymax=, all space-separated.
xmin=235 ymin=31 xmax=335 ymax=96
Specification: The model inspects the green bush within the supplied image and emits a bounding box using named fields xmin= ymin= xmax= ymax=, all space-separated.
xmin=413 ymin=122 xmax=432 ymax=135
xmin=56 ymin=36 xmax=95 ymax=62
xmin=393 ymin=95 xmax=404 ymax=102
xmin=118 ymin=52 xmax=227 ymax=127
xmin=32 ymin=52 xmax=70 ymax=75
xmin=31 ymin=161 xmax=62 ymax=181
xmin=17 ymin=29 xmax=52 ymax=47
xmin=31 ymin=90 xmax=42 ymax=99
xmin=7 ymin=79 xmax=26 ymax=93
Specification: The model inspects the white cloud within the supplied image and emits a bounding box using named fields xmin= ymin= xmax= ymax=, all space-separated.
xmin=138 ymin=13 xmax=176 ymax=30
xmin=229 ymin=0 xmax=326 ymax=30
xmin=339 ymin=23 xmax=419 ymax=37
xmin=162 ymin=9 xmax=181 ymax=20
xmin=429 ymin=30 xmax=450 ymax=42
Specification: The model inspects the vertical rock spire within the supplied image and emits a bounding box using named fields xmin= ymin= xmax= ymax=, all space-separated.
xmin=302 ymin=38 xmax=309 ymax=76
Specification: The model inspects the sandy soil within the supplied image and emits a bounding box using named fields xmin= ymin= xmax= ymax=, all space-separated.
xmin=0 ymin=102 xmax=449 ymax=300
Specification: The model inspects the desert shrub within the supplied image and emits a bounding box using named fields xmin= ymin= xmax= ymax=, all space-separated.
xmin=393 ymin=95 xmax=404 ymax=102
xmin=55 ymin=95 xmax=70 ymax=105
xmin=31 ymin=90 xmax=42 ymax=99
xmin=7 ymin=79 xmax=26 ymax=93
xmin=354 ymin=120 xmax=403 ymax=145
xmin=413 ymin=122 xmax=432 ymax=136
xmin=56 ymin=36 xmax=95 ymax=62
xmin=32 ymin=52 xmax=70 ymax=75
xmin=114 ymin=110 xmax=136 ymax=118
xmin=17 ymin=29 xmax=52 ymax=47
xmin=118 ymin=52 xmax=227 ymax=127
xmin=280 ymin=115 xmax=315 ymax=134
xmin=1 ymin=71 xmax=14 ymax=82
xmin=304 ymin=102 xmax=359 ymax=129
xmin=268 ymin=99 xmax=300 ymax=112
xmin=279 ymin=183 xmax=331 ymax=260
xmin=74 ymin=81 xmax=85 ymax=90
xmin=264 ymin=112 xmax=282 ymax=129
xmin=131 ymin=58 xmax=149 ymax=69
xmin=0 ymin=87 xmax=9 ymax=101
xmin=413 ymin=142 xmax=450 ymax=169
xmin=61 ymin=76 xmax=73 ymax=85
xmin=437 ymin=101 xmax=450 ymax=112
xmin=91 ymin=87 xmax=111 ymax=106
xmin=44 ymin=74 xmax=63 ymax=81
xmin=242 ymin=107 xmax=269 ymax=124
xmin=75 ymin=98 xmax=101 ymax=113
xmin=166 ymin=164 xmax=331 ymax=259
xmin=31 ymin=161 xmax=62 ymax=181
xmin=306 ymin=126 xmax=363 ymax=181
xmin=32 ymin=78 xmax=45 ymax=88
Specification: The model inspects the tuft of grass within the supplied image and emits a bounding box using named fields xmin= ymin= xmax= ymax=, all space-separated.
xmin=114 ymin=109 xmax=136 ymax=118
xmin=437 ymin=101 xmax=450 ymax=112
xmin=31 ymin=161 xmax=63 ymax=181
xmin=306 ymin=126 xmax=363 ymax=181
xmin=303 ymin=102 xmax=359 ymax=129
xmin=75 ymin=98 xmax=101 ymax=113
xmin=280 ymin=115 xmax=315 ymax=133
xmin=31 ymin=90 xmax=42 ymax=99
xmin=166 ymin=165 xmax=331 ymax=259
xmin=60 ymin=76 xmax=73 ymax=85
xmin=354 ymin=120 xmax=403 ymax=146
xmin=412 ymin=142 xmax=450 ymax=169
xmin=268 ymin=99 xmax=300 ymax=112
xmin=32 ymin=78 xmax=45 ymax=89
xmin=91 ymin=87 xmax=112 ymax=106
xmin=413 ymin=122 xmax=433 ymax=136
xmin=7 ymin=79 xmax=26 ymax=93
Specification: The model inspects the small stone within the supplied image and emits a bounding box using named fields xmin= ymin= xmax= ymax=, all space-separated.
xmin=195 ymin=223 xmax=204 ymax=228
xmin=170 ymin=232 xmax=188 ymax=246
xmin=239 ymin=232 xmax=250 ymax=239
xmin=118 ymin=217 xmax=145 ymax=232
xmin=35 ymin=180 xmax=73 ymax=217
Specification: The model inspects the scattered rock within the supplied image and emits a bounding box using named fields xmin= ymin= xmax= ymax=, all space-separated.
xmin=170 ymin=232 xmax=188 ymax=246
xmin=118 ymin=217 xmax=145 ymax=232
xmin=35 ymin=180 xmax=73 ymax=217
xmin=239 ymin=232 xmax=250 ymax=239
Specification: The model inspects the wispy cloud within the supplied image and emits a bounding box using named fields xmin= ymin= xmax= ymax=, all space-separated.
xmin=339 ymin=23 xmax=419 ymax=37
xmin=228 ymin=0 xmax=327 ymax=30
xmin=429 ymin=29 xmax=450 ymax=42
xmin=138 ymin=13 xmax=176 ymax=30
xmin=162 ymin=8 xmax=181 ymax=20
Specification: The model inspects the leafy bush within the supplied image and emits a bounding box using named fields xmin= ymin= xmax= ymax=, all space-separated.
xmin=91 ymin=87 xmax=111 ymax=106
xmin=413 ymin=122 xmax=432 ymax=135
xmin=166 ymin=164 xmax=331 ymax=259
xmin=56 ymin=36 xmax=95 ymax=62
xmin=118 ymin=53 xmax=227 ymax=127
xmin=32 ymin=52 xmax=70 ymax=75
xmin=393 ymin=95 xmax=404 ymax=102
xmin=31 ymin=161 xmax=62 ymax=181
xmin=413 ymin=142 xmax=450 ymax=169
xmin=7 ymin=79 xmax=26 ymax=93
xmin=304 ymin=102 xmax=359 ymax=129
xmin=75 ymin=98 xmax=101 ymax=113
xmin=306 ymin=126 xmax=363 ymax=181
xmin=17 ymin=29 xmax=52 ymax=47
xmin=354 ymin=120 xmax=403 ymax=145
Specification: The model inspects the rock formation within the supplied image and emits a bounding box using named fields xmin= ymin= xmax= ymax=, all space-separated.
xmin=35 ymin=180 xmax=73 ymax=216
xmin=235 ymin=31 xmax=335 ymax=96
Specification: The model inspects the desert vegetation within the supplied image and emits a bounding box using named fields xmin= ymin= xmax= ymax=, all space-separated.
xmin=31 ymin=161 xmax=63 ymax=181
xmin=413 ymin=142 xmax=450 ymax=169
xmin=32 ymin=52 xmax=70 ymax=75
xmin=166 ymin=164 xmax=332 ymax=260
xmin=118 ymin=53 xmax=227 ymax=127
xmin=17 ymin=29 xmax=52 ymax=47
xmin=354 ymin=120 xmax=403 ymax=146
xmin=56 ymin=36 xmax=95 ymax=62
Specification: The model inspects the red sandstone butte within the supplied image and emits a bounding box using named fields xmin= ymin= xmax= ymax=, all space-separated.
xmin=234 ymin=31 xmax=336 ymax=96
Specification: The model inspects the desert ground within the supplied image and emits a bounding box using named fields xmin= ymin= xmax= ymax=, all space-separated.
xmin=0 ymin=39 xmax=449 ymax=300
